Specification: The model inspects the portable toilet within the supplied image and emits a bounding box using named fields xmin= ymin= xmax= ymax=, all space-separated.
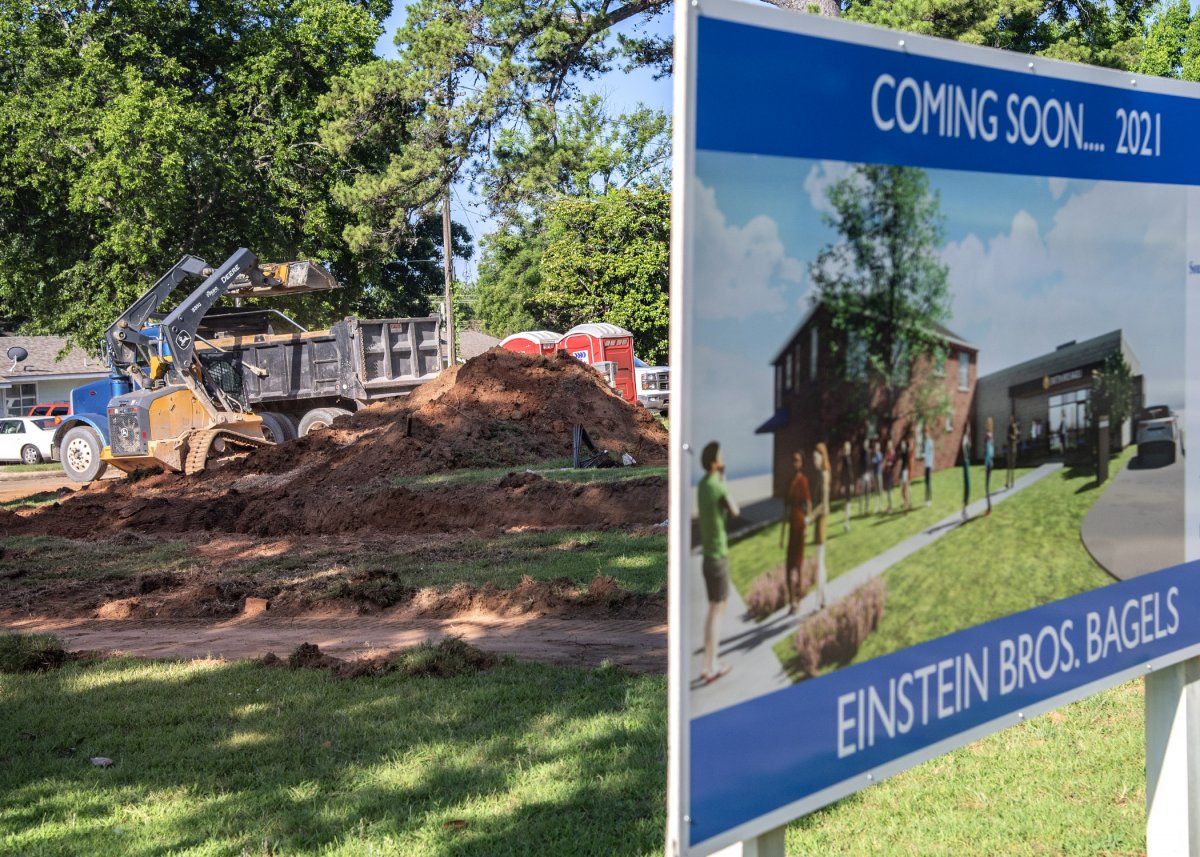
xmin=499 ymin=330 xmax=562 ymax=357
xmin=559 ymin=323 xmax=636 ymax=404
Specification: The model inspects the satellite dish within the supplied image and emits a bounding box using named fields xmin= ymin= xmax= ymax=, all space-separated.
xmin=6 ymin=346 xmax=27 ymax=371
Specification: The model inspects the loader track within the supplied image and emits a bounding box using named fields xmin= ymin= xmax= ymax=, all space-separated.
xmin=183 ymin=429 xmax=272 ymax=476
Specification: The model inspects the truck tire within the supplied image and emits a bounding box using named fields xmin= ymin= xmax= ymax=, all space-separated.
xmin=20 ymin=444 xmax=42 ymax=465
xmin=257 ymin=412 xmax=295 ymax=444
xmin=274 ymin=412 xmax=300 ymax=439
xmin=298 ymin=407 xmax=352 ymax=437
xmin=61 ymin=426 xmax=108 ymax=483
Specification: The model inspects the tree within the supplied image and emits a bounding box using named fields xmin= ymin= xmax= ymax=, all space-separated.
xmin=1091 ymin=350 xmax=1136 ymax=442
xmin=810 ymin=165 xmax=951 ymax=431
xmin=534 ymin=186 xmax=670 ymax=362
xmin=0 ymin=0 xmax=392 ymax=348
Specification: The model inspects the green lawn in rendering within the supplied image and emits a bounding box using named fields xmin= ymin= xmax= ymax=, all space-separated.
xmin=0 ymin=652 xmax=1147 ymax=856
xmin=730 ymin=463 xmax=1035 ymax=598
xmin=774 ymin=451 xmax=1132 ymax=677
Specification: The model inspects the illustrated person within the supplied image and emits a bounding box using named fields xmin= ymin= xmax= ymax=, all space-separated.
xmin=780 ymin=450 xmax=812 ymax=615
xmin=961 ymin=424 xmax=972 ymax=522
xmin=839 ymin=440 xmax=855 ymax=533
xmin=1059 ymin=419 xmax=1067 ymax=454
xmin=923 ymin=429 xmax=935 ymax=507
xmin=859 ymin=433 xmax=873 ymax=516
xmin=812 ymin=442 xmax=832 ymax=609
xmin=871 ymin=439 xmax=884 ymax=514
xmin=697 ymin=441 xmax=739 ymax=684
xmin=883 ymin=438 xmax=896 ymax=514
xmin=903 ymin=429 xmax=916 ymax=511
xmin=984 ymin=417 xmax=995 ymax=516
xmin=1006 ymin=414 xmax=1019 ymax=489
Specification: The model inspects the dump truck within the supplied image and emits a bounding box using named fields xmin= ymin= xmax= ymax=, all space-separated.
xmin=54 ymin=249 xmax=445 ymax=483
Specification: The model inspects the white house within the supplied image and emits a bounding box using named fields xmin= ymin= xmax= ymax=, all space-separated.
xmin=1 ymin=336 xmax=108 ymax=417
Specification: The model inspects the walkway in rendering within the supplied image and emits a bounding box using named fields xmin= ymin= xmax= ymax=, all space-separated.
xmin=689 ymin=462 xmax=1064 ymax=718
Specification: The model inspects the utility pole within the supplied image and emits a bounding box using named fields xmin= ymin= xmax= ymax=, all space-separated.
xmin=442 ymin=193 xmax=455 ymax=366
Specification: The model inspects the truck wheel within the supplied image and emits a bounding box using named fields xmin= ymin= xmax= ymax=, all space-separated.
xmin=257 ymin=412 xmax=295 ymax=444
xmin=20 ymin=444 xmax=42 ymax=465
xmin=61 ymin=426 xmax=108 ymax=483
xmin=298 ymin=407 xmax=352 ymax=437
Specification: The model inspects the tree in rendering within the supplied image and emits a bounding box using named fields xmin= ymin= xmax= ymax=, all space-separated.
xmin=810 ymin=164 xmax=952 ymax=432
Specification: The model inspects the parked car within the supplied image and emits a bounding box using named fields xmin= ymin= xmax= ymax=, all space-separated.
xmin=27 ymin=403 xmax=70 ymax=418
xmin=1136 ymin=415 xmax=1178 ymax=465
xmin=0 ymin=416 xmax=58 ymax=464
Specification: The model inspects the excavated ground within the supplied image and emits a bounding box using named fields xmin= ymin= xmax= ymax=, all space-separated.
xmin=1 ymin=350 xmax=670 ymax=666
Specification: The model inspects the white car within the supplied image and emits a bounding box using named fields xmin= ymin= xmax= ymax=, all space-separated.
xmin=0 ymin=416 xmax=58 ymax=465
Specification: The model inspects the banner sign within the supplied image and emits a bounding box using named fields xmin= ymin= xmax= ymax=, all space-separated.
xmin=669 ymin=2 xmax=1200 ymax=854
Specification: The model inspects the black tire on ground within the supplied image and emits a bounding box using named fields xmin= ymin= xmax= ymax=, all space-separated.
xmin=20 ymin=444 xmax=42 ymax=465
xmin=60 ymin=425 xmax=108 ymax=483
xmin=257 ymin=412 xmax=295 ymax=444
xmin=273 ymin=412 xmax=300 ymax=439
xmin=298 ymin=407 xmax=353 ymax=437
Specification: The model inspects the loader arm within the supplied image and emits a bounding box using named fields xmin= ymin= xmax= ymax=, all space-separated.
xmin=105 ymin=255 xmax=210 ymax=372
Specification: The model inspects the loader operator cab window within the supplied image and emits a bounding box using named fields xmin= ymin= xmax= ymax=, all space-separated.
xmin=198 ymin=351 xmax=249 ymax=411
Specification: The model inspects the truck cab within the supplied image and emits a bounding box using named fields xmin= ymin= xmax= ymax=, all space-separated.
xmin=634 ymin=357 xmax=669 ymax=414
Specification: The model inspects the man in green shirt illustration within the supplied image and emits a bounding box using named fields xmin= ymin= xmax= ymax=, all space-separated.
xmin=697 ymin=441 xmax=739 ymax=684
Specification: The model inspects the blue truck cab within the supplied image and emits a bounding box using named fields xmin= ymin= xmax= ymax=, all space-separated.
xmin=53 ymin=372 xmax=135 ymax=482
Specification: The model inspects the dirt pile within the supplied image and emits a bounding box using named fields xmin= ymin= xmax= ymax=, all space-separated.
xmin=6 ymin=349 xmax=668 ymax=540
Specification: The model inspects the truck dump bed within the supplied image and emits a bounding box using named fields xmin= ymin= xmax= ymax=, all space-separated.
xmin=200 ymin=316 xmax=444 ymax=407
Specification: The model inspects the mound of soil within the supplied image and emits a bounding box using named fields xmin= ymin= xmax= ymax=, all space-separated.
xmin=7 ymin=349 xmax=668 ymax=540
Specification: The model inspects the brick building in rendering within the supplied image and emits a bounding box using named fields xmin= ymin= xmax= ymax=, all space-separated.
xmin=755 ymin=303 xmax=979 ymax=497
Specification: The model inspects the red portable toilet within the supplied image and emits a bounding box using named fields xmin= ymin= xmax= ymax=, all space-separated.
xmin=559 ymin=323 xmax=636 ymax=404
xmin=499 ymin=330 xmax=562 ymax=357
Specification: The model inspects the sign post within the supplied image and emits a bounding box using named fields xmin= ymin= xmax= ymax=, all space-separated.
xmin=669 ymin=3 xmax=1200 ymax=854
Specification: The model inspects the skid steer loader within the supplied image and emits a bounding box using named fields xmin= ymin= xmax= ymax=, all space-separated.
xmin=94 ymin=248 xmax=337 ymax=476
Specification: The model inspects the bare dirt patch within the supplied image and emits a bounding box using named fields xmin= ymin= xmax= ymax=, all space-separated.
xmin=1 ymin=350 xmax=669 ymax=671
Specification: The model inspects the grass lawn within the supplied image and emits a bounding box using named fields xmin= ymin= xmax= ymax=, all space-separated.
xmin=0 ymin=529 xmax=667 ymax=610
xmin=730 ymin=464 xmax=1035 ymax=598
xmin=1 ymin=652 xmax=1147 ymax=856
xmin=0 ymin=656 xmax=666 ymax=856
xmin=0 ymin=462 xmax=60 ymax=473
xmin=2 ymin=490 xmax=73 ymax=511
xmin=391 ymin=461 xmax=666 ymax=490
xmin=773 ymin=451 xmax=1132 ymax=677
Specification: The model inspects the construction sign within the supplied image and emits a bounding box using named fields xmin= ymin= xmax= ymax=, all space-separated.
xmin=668 ymin=3 xmax=1200 ymax=853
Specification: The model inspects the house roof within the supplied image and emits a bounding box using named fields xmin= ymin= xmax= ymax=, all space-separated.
xmin=0 ymin=336 xmax=108 ymax=383
xmin=770 ymin=302 xmax=976 ymax=365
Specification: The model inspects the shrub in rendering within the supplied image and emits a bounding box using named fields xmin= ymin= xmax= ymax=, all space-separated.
xmin=791 ymin=579 xmax=886 ymax=678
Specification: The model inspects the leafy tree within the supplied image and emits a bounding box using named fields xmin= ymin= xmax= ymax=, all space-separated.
xmin=535 ymin=186 xmax=670 ymax=362
xmin=0 ymin=0 xmax=391 ymax=348
xmin=474 ymin=215 xmax=550 ymax=337
xmin=1091 ymin=350 xmax=1136 ymax=439
xmin=810 ymin=165 xmax=951 ymax=430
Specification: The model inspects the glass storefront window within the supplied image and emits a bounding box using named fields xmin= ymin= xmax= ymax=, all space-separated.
xmin=1048 ymin=388 xmax=1090 ymax=452
xmin=3 ymin=383 xmax=36 ymax=417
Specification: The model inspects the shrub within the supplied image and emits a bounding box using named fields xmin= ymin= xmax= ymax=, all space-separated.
xmin=791 ymin=579 xmax=886 ymax=678
xmin=746 ymin=559 xmax=816 ymax=620
xmin=0 ymin=633 xmax=66 ymax=673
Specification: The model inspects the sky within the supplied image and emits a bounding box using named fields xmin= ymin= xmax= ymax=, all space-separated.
xmin=690 ymin=152 xmax=1189 ymax=480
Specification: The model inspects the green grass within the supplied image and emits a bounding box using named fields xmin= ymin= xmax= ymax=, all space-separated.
xmin=0 ymin=656 xmax=666 ymax=856
xmin=0 ymin=653 xmax=1147 ymax=855
xmin=730 ymin=464 xmax=1035 ymax=598
xmin=0 ymin=530 xmax=667 ymax=613
xmin=773 ymin=451 xmax=1132 ymax=677
xmin=390 ymin=460 xmax=665 ymax=489
xmin=0 ymin=462 xmax=60 ymax=473
xmin=0 ymin=535 xmax=194 ymax=581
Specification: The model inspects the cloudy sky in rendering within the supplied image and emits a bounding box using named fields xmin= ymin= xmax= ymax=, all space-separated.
xmin=689 ymin=151 xmax=1189 ymax=480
